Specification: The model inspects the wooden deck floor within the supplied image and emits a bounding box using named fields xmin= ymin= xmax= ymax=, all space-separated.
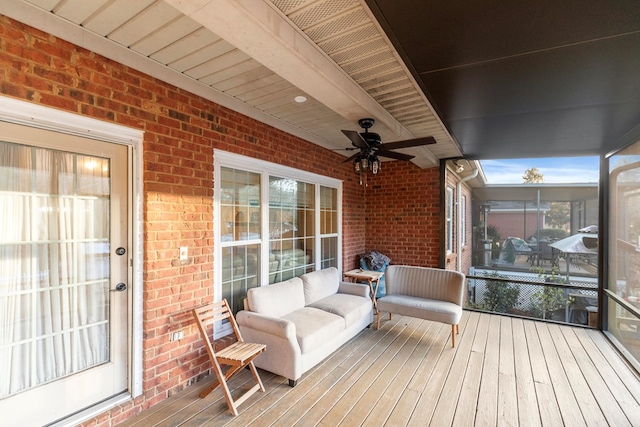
xmin=120 ymin=312 xmax=640 ymax=426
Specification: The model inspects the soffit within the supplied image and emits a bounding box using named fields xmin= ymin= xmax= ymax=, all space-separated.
xmin=5 ymin=0 xmax=461 ymax=168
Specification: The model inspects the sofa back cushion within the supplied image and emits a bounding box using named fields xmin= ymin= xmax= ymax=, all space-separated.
xmin=385 ymin=265 xmax=465 ymax=305
xmin=301 ymin=267 xmax=340 ymax=305
xmin=246 ymin=277 xmax=305 ymax=317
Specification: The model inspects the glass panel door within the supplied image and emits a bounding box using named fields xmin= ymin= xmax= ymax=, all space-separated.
xmin=0 ymin=123 xmax=129 ymax=426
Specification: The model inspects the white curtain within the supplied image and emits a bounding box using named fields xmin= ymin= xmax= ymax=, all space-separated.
xmin=0 ymin=141 xmax=109 ymax=398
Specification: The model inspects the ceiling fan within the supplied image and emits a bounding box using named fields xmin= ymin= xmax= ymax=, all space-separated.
xmin=340 ymin=118 xmax=436 ymax=183
xmin=341 ymin=118 xmax=436 ymax=163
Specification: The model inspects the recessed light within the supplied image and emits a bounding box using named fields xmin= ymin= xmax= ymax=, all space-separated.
xmin=294 ymin=95 xmax=307 ymax=103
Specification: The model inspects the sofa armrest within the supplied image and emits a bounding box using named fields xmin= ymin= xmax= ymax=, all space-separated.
xmin=236 ymin=310 xmax=296 ymax=341
xmin=338 ymin=281 xmax=370 ymax=298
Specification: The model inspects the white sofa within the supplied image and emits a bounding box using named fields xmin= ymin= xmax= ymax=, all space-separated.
xmin=376 ymin=265 xmax=465 ymax=347
xmin=236 ymin=267 xmax=373 ymax=386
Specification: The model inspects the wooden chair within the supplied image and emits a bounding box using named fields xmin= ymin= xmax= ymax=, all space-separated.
xmin=192 ymin=299 xmax=266 ymax=416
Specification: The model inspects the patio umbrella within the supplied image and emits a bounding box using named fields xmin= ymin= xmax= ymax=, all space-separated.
xmin=549 ymin=233 xmax=598 ymax=273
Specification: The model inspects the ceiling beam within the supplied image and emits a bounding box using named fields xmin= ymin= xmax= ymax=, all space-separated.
xmin=163 ymin=0 xmax=416 ymax=143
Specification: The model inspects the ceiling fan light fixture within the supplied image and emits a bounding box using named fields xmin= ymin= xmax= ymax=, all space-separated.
xmin=371 ymin=157 xmax=380 ymax=174
xmin=341 ymin=118 xmax=436 ymax=185
xmin=360 ymin=157 xmax=369 ymax=170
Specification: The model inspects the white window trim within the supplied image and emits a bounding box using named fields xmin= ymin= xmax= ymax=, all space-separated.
xmin=0 ymin=97 xmax=144 ymax=417
xmin=214 ymin=150 xmax=342 ymax=314
xmin=446 ymin=186 xmax=454 ymax=254
xmin=461 ymin=195 xmax=467 ymax=246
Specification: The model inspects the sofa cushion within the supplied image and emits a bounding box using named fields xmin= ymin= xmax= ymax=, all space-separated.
xmin=301 ymin=267 xmax=340 ymax=305
xmin=308 ymin=294 xmax=372 ymax=328
xmin=282 ymin=307 xmax=344 ymax=354
xmin=246 ymin=277 xmax=305 ymax=318
xmin=377 ymin=294 xmax=463 ymax=325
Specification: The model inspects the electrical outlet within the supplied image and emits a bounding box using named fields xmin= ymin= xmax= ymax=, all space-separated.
xmin=179 ymin=246 xmax=188 ymax=261
xmin=171 ymin=330 xmax=184 ymax=341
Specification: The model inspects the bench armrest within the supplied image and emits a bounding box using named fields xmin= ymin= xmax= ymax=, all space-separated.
xmin=338 ymin=281 xmax=370 ymax=298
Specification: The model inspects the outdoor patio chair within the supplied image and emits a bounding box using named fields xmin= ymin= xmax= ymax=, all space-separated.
xmin=192 ymin=300 xmax=266 ymax=416
xmin=538 ymin=242 xmax=559 ymax=268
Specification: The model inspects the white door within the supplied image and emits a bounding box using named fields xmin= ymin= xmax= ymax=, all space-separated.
xmin=0 ymin=122 xmax=130 ymax=426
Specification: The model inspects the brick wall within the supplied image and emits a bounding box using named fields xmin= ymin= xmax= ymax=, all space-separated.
xmin=0 ymin=15 xmax=439 ymax=426
xmin=489 ymin=212 xmax=540 ymax=241
xmin=363 ymin=161 xmax=440 ymax=267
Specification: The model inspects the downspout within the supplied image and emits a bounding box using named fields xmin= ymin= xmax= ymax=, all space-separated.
xmin=457 ymin=167 xmax=479 ymax=272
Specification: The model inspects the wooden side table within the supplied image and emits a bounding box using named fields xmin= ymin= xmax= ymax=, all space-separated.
xmin=343 ymin=269 xmax=384 ymax=315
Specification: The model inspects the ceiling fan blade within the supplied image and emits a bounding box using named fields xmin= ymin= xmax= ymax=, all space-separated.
xmin=342 ymin=152 xmax=361 ymax=163
xmin=377 ymin=136 xmax=436 ymax=151
xmin=376 ymin=150 xmax=415 ymax=161
xmin=341 ymin=129 xmax=370 ymax=149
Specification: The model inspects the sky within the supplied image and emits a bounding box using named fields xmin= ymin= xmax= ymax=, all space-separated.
xmin=480 ymin=157 xmax=600 ymax=184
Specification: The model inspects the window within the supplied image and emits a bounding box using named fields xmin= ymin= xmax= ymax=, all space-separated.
xmin=461 ymin=195 xmax=467 ymax=246
xmin=320 ymin=186 xmax=339 ymax=269
xmin=219 ymin=167 xmax=261 ymax=314
xmin=446 ymin=186 xmax=454 ymax=253
xmin=214 ymin=151 xmax=342 ymax=319
xmin=269 ymin=177 xmax=315 ymax=282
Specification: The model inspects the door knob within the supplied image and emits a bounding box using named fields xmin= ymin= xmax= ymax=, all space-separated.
xmin=111 ymin=282 xmax=127 ymax=292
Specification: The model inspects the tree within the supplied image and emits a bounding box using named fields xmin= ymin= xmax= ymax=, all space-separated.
xmin=523 ymin=167 xmax=544 ymax=183
xmin=547 ymin=201 xmax=570 ymax=229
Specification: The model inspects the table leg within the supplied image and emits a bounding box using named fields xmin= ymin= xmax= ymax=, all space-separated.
xmin=369 ymin=279 xmax=379 ymax=315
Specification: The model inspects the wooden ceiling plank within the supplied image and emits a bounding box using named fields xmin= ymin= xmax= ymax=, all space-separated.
xmin=130 ymin=14 xmax=202 ymax=56
xmin=214 ymin=65 xmax=276 ymax=92
xmin=169 ymin=39 xmax=235 ymax=73
xmin=150 ymin=27 xmax=218 ymax=65
xmin=203 ymin=60 xmax=264 ymax=87
xmin=188 ymin=49 xmax=252 ymax=80
xmin=53 ymin=0 xmax=108 ymax=24
xmin=24 ymin=0 xmax=62 ymax=10
xmin=83 ymin=0 xmax=155 ymax=36
xmin=109 ymin=2 xmax=181 ymax=46
xmin=240 ymin=81 xmax=297 ymax=105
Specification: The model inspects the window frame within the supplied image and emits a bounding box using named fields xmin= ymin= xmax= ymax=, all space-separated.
xmin=213 ymin=150 xmax=342 ymax=330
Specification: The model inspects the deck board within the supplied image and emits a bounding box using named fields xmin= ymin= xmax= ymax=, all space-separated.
xmin=548 ymin=323 xmax=608 ymax=425
xmin=498 ymin=315 xmax=518 ymax=426
xmin=430 ymin=311 xmax=478 ymax=426
xmin=475 ymin=314 xmax=501 ymax=426
xmin=512 ymin=318 xmax=541 ymax=427
xmin=120 ymin=312 xmax=640 ymax=427
xmin=452 ymin=312 xmax=489 ymax=427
